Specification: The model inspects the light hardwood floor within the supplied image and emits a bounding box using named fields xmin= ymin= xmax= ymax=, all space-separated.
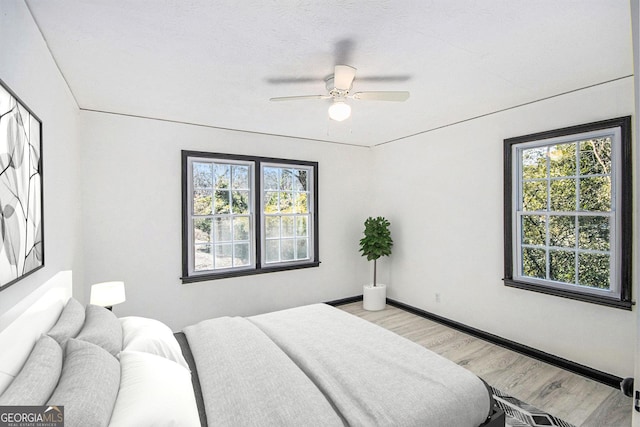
xmin=338 ymin=302 xmax=632 ymax=427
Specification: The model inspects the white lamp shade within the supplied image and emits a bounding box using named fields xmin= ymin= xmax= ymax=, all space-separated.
xmin=90 ymin=281 xmax=126 ymax=307
xmin=328 ymin=101 xmax=351 ymax=121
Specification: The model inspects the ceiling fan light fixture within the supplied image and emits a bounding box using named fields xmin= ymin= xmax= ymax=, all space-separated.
xmin=328 ymin=101 xmax=351 ymax=121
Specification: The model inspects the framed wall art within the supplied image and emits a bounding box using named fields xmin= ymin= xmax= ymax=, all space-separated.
xmin=0 ymin=79 xmax=44 ymax=291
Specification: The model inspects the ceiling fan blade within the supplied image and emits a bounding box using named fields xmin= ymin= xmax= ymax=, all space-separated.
xmin=270 ymin=95 xmax=331 ymax=102
xmin=334 ymin=65 xmax=356 ymax=91
xmin=351 ymin=91 xmax=410 ymax=102
xmin=266 ymin=77 xmax=321 ymax=84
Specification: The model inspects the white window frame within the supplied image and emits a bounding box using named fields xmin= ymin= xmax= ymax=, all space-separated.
xmin=260 ymin=162 xmax=315 ymax=267
xmin=511 ymin=128 xmax=621 ymax=299
xmin=185 ymin=156 xmax=256 ymax=278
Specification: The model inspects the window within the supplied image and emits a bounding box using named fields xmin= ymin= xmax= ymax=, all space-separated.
xmin=262 ymin=164 xmax=312 ymax=265
xmin=503 ymin=117 xmax=632 ymax=309
xmin=182 ymin=151 xmax=318 ymax=282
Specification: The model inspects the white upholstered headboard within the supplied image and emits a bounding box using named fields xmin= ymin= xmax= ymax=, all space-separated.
xmin=0 ymin=271 xmax=72 ymax=394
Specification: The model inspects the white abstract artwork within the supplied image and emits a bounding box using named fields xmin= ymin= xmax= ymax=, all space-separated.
xmin=0 ymin=80 xmax=43 ymax=290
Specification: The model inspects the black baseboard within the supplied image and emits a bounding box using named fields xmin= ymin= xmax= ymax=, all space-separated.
xmin=385 ymin=299 xmax=622 ymax=389
xmin=324 ymin=295 xmax=363 ymax=306
xmin=329 ymin=295 xmax=623 ymax=389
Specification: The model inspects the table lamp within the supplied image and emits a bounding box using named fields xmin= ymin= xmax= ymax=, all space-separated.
xmin=90 ymin=281 xmax=126 ymax=311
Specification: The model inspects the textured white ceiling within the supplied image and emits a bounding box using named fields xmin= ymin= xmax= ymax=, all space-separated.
xmin=25 ymin=0 xmax=633 ymax=147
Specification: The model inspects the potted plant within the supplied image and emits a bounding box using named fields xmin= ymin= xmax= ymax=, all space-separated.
xmin=359 ymin=216 xmax=393 ymax=311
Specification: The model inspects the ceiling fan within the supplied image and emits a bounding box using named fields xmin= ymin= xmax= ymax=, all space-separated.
xmin=269 ymin=65 xmax=410 ymax=121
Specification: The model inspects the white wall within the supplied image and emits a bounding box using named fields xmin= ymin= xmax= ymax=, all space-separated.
xmin=372 ymin=77 xmax=636 ymax=378
xmin=0 ymin=2 xmax=83 ymax=318
xmin=79 ymin=112 xmax=372 ymax=330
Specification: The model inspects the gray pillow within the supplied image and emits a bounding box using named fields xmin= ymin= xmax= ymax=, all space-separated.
xmin=47 ymin=298 xmax=85 ymax=349
xmin=47 ymin=339 xmax=120 ymax=427
xmin=75 ymin=304 xmax=123 ymax=357
xmin=0 ymin=335 xmax=62 ymax=405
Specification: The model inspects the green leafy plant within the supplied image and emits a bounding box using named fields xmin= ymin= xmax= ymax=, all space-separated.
xmin=359 ymin=216 xmax=393 ymax=287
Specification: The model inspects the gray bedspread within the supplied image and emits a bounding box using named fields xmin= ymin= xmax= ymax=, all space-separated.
xmin=249 ymin=304 xmax=491 ymax=427
xmin=185 ymin=304 xmax=491 ymax=427
xmin=183 ymin=316 xmax=345 ymax=427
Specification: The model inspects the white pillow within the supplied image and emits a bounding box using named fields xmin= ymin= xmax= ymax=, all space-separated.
xmin=109 ymin=351 xmax=200 ymax=427
xmin=119 ymin=317 xmax=189 ymax=369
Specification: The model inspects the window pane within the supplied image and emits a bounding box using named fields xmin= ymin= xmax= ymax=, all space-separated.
xmin=214 ymin=217 xmax=231 ymax=242
xmin=193 ymin=163 xmax=212 ymax=188
xmin=522 ymin=247 xmax=546 ymax=279
xmin=294 ymin=170 xmax=308 ymax=191
xmin=194 ymin=244 xmax=212 ymax=271
xmin=214 ymin=164 xmax=230 ymax=189
xmin=231 ymin=191 xmax=249 ymax=214
xmin=280 ymin=169 xmax=293 ymax=190
xmin=193 ymin=218 xmax=211 ymax=244
xmin=521 ymin=215 xmax=545 ymax=246
xmin=214 ymin=190 xmax=230 ymax=214
xmin=522 ymin=147 xmax=547 ymax=179
xmin=578 ymin=216 xmax=610 ymax=251
xmin=215 ymin=244 xmax=232 ymax=268
xmin=295 ymin=193 xmax=309 ymax=213
xmin=193 ymin=190 xmax=212 ymax=215
xmin=548 ymin=216 xmax=575 ymax=248
xmin=580 ymin=177 xmax=611 ymax=211
xmin=233 ymin=216 xmax=250 ymax=241
xmin=265 ymin=217 xmax=280 ymax=238
xmin=549 ymin=143 xmax=576 ymax=177
xmin=580 ymin=138 xmax=611 ymax=175
xmin=296 ymin=238 xmax=308 ymax=259
xmin=279 ymin=192 xmax=293 ymax=213
xmin=549 ymin=250 xmax=575 ymax=283
xmin=281 ymin=239 xmax=295 ymax=261
xmin=522 ymin=181 xmax=547 ymax=211
xmin=550 ymin=179 xmax=576 ymax=211
xmin=264 ymin=167 xmax=279 ymax=190
xmin=232 ymin=165 xmax=249 ymax=189
xmin=233 ymin=243 xmax=250 ymax=267
xmin=578 ymin=253 xmax=610 ymax=289
xmin=282 ymin=216 xmax=294 ymax=238
xmin=264 ymin=191 xmax=278 ymax=213
xmin=266 ymin=240 xmax=279 ymax=263
xmin=296 ymin=216 xmax=308 ymax=237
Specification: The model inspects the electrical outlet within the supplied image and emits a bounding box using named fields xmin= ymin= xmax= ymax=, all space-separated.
xmin=435 ymin=293 xmax=441 ymax=303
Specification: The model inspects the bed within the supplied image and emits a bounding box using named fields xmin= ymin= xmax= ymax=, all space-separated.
xmin=0 ymin=279 xmax=504 ymax=427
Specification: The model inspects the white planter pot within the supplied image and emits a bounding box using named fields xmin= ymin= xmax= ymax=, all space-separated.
xmin=363 ymin=284 xmax=387 ymax=311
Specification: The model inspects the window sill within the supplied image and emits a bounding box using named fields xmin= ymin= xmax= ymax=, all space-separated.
xmin=181 ymin=261 xmax=321 ymax=284
xmin=503 ymin=278 xmax=633 ymax=310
